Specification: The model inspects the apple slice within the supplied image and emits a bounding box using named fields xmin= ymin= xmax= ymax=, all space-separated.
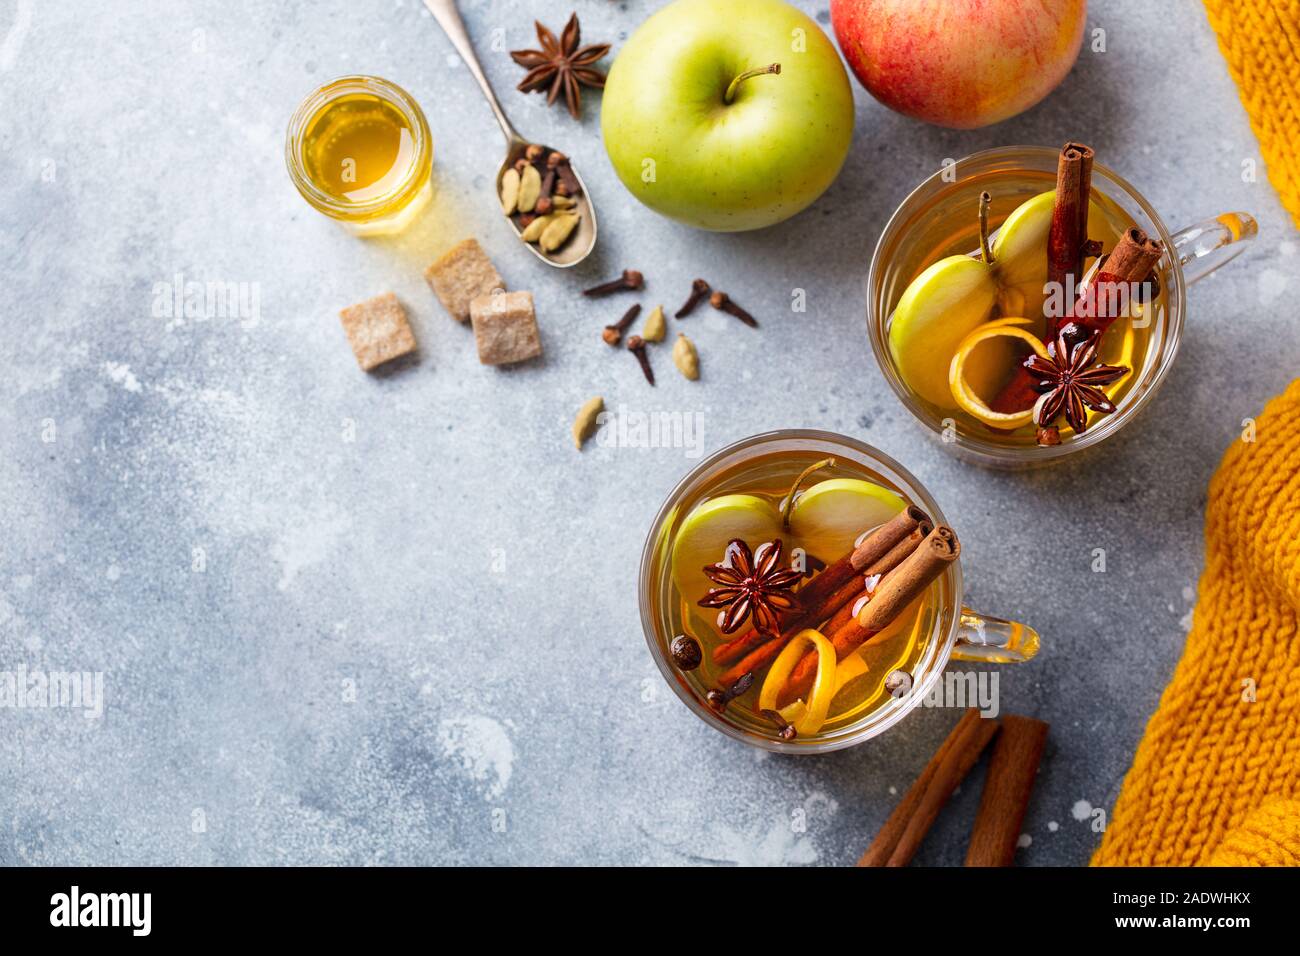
xmin=888 ymin=255 xmax=998 ymax=409
xmin=993 ymin=190 xmax=1111 ymax=320
xmin=786 ymin=478 xmax=906 ymax=563
xmin=671 ymin=494 xmax=782 ymax=617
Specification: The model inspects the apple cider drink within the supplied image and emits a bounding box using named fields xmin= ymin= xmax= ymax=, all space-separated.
xmin=654 ymin=451 xmax=957 ymax=741
xmin=885 ymin=143 xmax=1165 ymax=447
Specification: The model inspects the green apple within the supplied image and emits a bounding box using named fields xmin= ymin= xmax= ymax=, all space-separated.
xmin=671 ymin=494 xmax=781 ymax=609
xmin=787 ymin=479 xmax=906 ymax=560
xmin=601 ymin=0 xmax=855 ymax=232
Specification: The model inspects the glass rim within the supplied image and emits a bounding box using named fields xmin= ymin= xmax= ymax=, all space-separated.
xmin=866 ymin=145 xmax=1188 ymax=465
xmin=284 ymin=74 xmax=432 ymax=218
xmin=637 ymin=428 xmax=965 ymax=754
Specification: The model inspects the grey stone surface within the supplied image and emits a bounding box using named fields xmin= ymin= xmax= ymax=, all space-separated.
xmin=0 ymin=0 xmax=1293 ymax=866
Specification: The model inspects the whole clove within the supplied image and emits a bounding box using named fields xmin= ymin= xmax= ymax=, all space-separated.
xmin=884 ymin=670 xmax=914 ymax=698
xmin=710 ymin=290 xmax=757 ymax=328
xmin=675 ymin=278 xmax=711 ymax=318
xmin=584 ymin=269 xmax=644 ymax=297
xmin=602 ymin=304 xmax=641 ymax=346
xmin=627 ymin=335 xmax=655 ymax=385
xmin=706 ymin=671 xmax=754 ymax=713
xmin=761 ymin=709 xmax=798 ymax=741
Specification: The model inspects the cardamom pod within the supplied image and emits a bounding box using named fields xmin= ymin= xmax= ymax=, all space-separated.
xmin=500 ymin=167 xmax=520 ymax=215
xmin=518 ymin=164 xmax=542 ymax=213
xmin=519 ymin=214 xmax=555 ymax=243
xmin=551 ymin=195 xmax=577 ymax=210
xmin=572 ymin=396 xmax=605 ymax=450
xmin=642 ymin=305 xmax=666 ymax=343
xmin=540 ymin=213 xmax=579 ymax=252
xmin=673 ymin=333 xmax=699 ymax=380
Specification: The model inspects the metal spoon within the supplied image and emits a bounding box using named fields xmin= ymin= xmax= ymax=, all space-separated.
xmin=422 ymin=0 xmax=597 ymax=268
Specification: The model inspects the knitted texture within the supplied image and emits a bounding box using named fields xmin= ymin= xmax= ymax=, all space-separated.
xmin=1093 ymin=379 xmax=1300 ymax=866
xmin=1209 ymin=799 xmax=1300 ymax=865
xmin=1203 ymin=0 xmax=1300 ymax=229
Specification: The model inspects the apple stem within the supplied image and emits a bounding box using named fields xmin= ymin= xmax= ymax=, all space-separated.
xmin=724 ymin=63 xmax=782 ymax=105
xmin=978 ymin=191 xmax=995 ymax=265
xmin=780 ymin=456 xmax=836 ymax=531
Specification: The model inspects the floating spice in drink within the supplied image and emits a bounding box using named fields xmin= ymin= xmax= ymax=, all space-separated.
xmin=285 ymin=75 xmax=433 ymax=236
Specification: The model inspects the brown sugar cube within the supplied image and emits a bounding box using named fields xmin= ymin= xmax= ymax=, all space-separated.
xmin=338 ymin=292 xmax=417 ymax=372
xmin=424 ymin=238 xmax=505 ymax=323
xmin=469 ymin=291 xmax=541 ymax=366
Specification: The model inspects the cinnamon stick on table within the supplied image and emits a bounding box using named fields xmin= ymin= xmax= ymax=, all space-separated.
xmin=887 ymin=713 xmax=999 ymax=866
xmin=776 ymin=525 xmax=959 ymax=707
xmin=857 ymin=707 xmax=1000 ymax=866
xmin=712 ymin=505 xmax=928 ymax=668
xmin=965 ymin=714 xmax=1049 ymax=867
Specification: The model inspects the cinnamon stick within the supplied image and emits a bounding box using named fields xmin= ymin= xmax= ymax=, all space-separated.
xmin=1046 ymin=142 xmax=1094 ymax=339
xmin=859 ymin=709 xmax=980 ymax=866
xmin=712 ymin=505 xmax=927 ymax=666
xmin=1069 ymin=227 xmax=1163 ymax=336
xmin=715 ymin=522 xmax=931 ymax=687
xmin=885 ymin=712 xmax=999 ymax=866
xmin=822 ymin=526 xmax=928 ymax=634
xmin=777 ymin=526 xmax=959 ymax=706
xmin=964 ymin=714 xmax=1049 ymax=867
xmin=849 ymin=505 xmax=930 ymax=573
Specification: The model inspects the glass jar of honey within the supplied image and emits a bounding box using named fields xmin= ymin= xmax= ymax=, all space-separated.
xmin=285 ymin=75 xmax=433 ymax=236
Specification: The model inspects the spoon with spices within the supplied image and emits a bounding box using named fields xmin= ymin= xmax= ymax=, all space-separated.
xmin=422 ymin=0 xmax=598 ymax=267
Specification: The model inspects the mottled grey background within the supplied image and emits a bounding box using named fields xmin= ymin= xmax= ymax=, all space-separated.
xmin=1 ymin=0 xmax=1293 ymax=866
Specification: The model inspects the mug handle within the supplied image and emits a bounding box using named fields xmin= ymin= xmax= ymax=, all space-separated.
xmin=951 ymin=606 xmax=1040 ymax=663
xmin=1171 ymin=212 xmax=1257 ymax=286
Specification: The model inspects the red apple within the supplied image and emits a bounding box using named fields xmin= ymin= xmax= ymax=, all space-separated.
xmin=830 ymin=0 xmax=1087 ymax=128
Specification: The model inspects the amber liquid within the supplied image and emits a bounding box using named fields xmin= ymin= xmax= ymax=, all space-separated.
xmin=655 ymin=452 xmax=943 ymax=739
xmin=885 ymin=169 xmax=1165 ymax=445
xmin=301 ymin=92 xmax=419 ymax=204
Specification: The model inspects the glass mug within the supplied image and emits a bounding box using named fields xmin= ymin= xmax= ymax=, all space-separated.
xmin=866 ymin=146 xmax=1257 ymax=468
xmin=639 ymin=430 xmax=1039 ymax=753
xmin=285 ymin=75 xmax=434 ymax=237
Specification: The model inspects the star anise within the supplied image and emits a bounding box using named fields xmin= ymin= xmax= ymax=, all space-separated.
xmin=510 ymin=14 xmax=609 ymax=119
xmin=699 ymin=539 xmax=802 ymax=636
xmin=1024 ymin=322 xmax=1129 ymax=435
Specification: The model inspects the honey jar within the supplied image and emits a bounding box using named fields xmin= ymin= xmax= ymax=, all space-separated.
xmin=285 ymin=75 xmax=433 ymax=236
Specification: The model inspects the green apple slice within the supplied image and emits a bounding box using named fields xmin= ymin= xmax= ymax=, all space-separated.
xmin=671 ymin=494 xmax=782 ymax=614
xmin=888 ymin=255 xmax=998 ymax=410
xmin=786 ymin=479 xmax=906 ymax=563
xmin=993 ymin=191 xmax=1112 ymax=324
xmin=991 ymin=190 xmax=1055 ymax=289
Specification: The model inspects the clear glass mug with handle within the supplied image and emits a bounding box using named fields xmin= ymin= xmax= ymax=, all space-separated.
xmin=866 ymin=146 xmax=1257 ymax=468
xmin=638 ymin=430 xmax=1038 ymax=754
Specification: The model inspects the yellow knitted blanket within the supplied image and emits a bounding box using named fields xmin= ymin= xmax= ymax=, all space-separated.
xmin=1203 ymin=0 xmax=1300 ymax=229
xmin=1093 ymin=379 xmax=1300 ymax=866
